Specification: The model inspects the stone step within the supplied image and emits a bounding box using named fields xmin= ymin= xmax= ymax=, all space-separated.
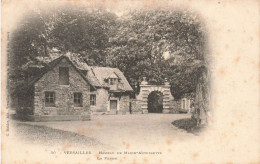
xmin=164 ymin=106 xmax=171 ymax=108
xmin=163 ymin=104 xmax=171 ymax=106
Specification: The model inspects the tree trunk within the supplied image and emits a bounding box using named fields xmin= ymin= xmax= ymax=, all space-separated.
xmin=193 ymin=66 xmax=209 ymax=126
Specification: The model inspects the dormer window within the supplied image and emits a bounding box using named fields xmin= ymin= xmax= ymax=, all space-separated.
xmin=109 ymin=78 xmax=118 ymax=85
xmin=107 ymin=72 xmax=119 ymax=85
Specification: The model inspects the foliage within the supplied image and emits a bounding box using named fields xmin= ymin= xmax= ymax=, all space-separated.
xmin=107 ymin=10 xmax=207 ymax=98
xmin=8 ymin=8 xmax=208 ymax=99
xmin=50 ymin=7 xmax=117 ymax=66
xmin=172 ymin=118 xmax=205 ymax=134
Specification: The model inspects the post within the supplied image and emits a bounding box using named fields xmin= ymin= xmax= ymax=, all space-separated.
xmin=162 ymin=78 xmax=173 ymax=113
xmin=138 ymin=77 xmax=149 ymax=114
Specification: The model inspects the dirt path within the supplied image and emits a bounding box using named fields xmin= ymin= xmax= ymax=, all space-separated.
xmin=12 ymin=114 xmax=197 ymax=150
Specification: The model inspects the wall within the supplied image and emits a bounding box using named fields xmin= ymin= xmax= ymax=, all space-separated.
xmin=90 ymin=89 xmax=130 ymax=114
xmin=170 ymin=100 xmax=181 ymax=113
xmin=118 ymin=94 xmax=130 ymax=114
xmin=135 ymin=83 xmax=174 ymax=113
xmin=131 ymin=99 xmax=142 ymax=114
xmin=33 ymin=58 xmax=90 ymax=116
xmin=90 ymin=88 xmax=109 ymax=113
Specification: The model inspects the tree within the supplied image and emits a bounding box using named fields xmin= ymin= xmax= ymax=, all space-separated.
xmin=107 ymin=9 xmax=207 ymax=98
xmin=8 ymin=12 xmax=54 ymax=99
xmin=50 ymin=7 xmax=117 ymax=66
xmin=8 ymin=8 xmax=208 ymax=101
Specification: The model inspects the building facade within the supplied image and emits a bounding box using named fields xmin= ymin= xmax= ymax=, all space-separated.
xmin=16 ymin=56 xmax=93 ymax=121
xmin=15 ymin=53 xmax=133 ymax=121
xmin=87 ymin=67 xmax=133 ymax=115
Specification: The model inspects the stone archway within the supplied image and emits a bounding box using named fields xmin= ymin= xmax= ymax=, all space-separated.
xmin=135 ymin=77 xmax=174 ymax=114
xmin=148 ymin=91 xmax=163 ymax=113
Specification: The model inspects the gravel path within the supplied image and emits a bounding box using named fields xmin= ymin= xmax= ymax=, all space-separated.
xmin=12 ymin=114 xmax=196 ymax=150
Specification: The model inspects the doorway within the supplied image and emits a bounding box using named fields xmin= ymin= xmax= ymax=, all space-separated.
xmin=109 ymin=100 xmax=118 ymax=114
xmin=147 ymin=91 xmax=163 ymax=113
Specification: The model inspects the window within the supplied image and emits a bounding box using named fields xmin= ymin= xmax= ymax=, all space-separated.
xmin=181 ymin=98 xmax=191 ymax=110
xmin=109 ymin=78 xmax=118 ymax=85
xmin=59 ymin=67 xmax=69 ymax=85
xmin=45 ymin=92 xmax=55 ymax=107
xmin=182 ymin=99 xmax=186 ymax=109
xmin=187 ymin=99 xmax=190 ymax=109
xmin=90 ymin=94 xmax=96 ymax=106
xmin=74 ymin=93 xmax=83 ymax=107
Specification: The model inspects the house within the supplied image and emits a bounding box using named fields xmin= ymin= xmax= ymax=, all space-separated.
xmin=15 ymin=53 xmax=133 ymax=121
xmin=86 ymin=67 xmax=133 ymax=114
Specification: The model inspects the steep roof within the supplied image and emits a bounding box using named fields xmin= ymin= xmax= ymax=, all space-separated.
xmin=16 ymin=55 xmax=95 ymax=95
xmin=15 ymin=52 xmax=133 ymax=95
xmin=36 ymin=52 xmax=90 ymax=71
xmin=88 ymin=66 xmax=133 ymax=91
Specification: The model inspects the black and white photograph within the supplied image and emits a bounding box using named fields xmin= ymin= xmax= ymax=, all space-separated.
xmin=1 ymin=0 xmax=259 ymax=163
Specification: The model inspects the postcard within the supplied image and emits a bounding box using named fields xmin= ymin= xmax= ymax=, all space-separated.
xmin=1 ymin=0 xmax=259 ymax=163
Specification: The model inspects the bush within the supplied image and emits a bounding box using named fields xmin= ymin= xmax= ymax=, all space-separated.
xmin=172 ymin=118 xmax=204 ymax=134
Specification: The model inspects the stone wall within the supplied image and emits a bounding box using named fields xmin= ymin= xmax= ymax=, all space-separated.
xmin=131 ymin=99 xmax=180 ymax=114
xmin=90 ymin=88 xmax=109 ymax=113
xmin=169 ymin=100 xmax=179 ymax=113
xmin=34 ymin=58 xmax=90 ymax=117
xmin=118 ymin=95 xmax=130 ymax=114
xmin=90 ymin=89 xmax=131 ymax=115
xmin=131 ymin=99 xmax=142 ymax=114
xmin=173 ymin=100 xmax=182 ymax=113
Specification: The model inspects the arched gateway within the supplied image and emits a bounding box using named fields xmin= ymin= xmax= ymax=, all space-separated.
xmin=135 ymin=77 xmax=174 ymax=114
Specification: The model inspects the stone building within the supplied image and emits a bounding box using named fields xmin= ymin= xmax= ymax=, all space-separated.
xmin=16 ymin=55 xmax=93 ymax=121
xmin=86 ymin=67 xmax=133 ymax=115
xmin=15 ymin=53 xmax=133 ymax=121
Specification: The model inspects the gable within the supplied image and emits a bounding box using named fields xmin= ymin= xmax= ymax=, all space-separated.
xmin=108 ymin=72 xmax=119 ymax=79
xmin=88 ymin=66 xmax=133 ymax=91
xmin=37 ymin=57 xmax=94 ymax=88
xmin=16 ymin=56 xmax=95 ymax=96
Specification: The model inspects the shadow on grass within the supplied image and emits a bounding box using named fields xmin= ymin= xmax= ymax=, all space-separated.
xmin=13 ymin=122 xmax=104 ymax=148
xmin=172 ymin=118 xmax=204 ymax=135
